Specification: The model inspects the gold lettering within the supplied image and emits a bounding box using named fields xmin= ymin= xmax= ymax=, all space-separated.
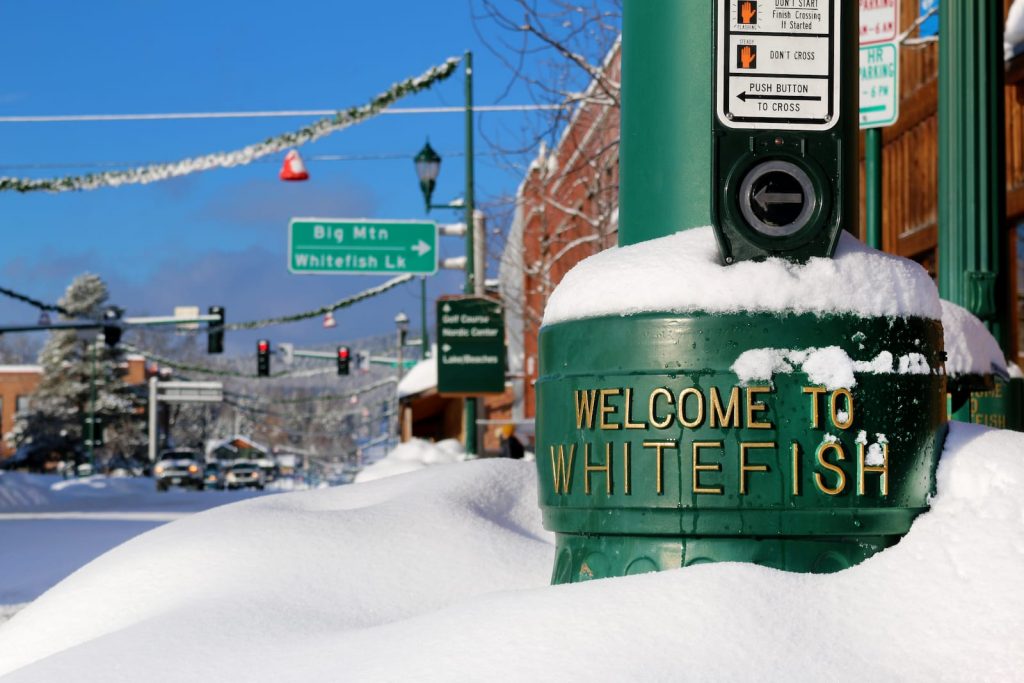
xmin=858 ymin=443 xmax=889 ymax=496
xmin=739 ymin=442 xmax=773 ymax=495
xmin=678 ymin=388 xmax=705 ymax=429
xmin=648 ymin=388 xmax=674 ymax=429
xmin=830 ymin=389 xmax=854 ymax=430
xmin=623 ymin=388 xmax=646 ymax=429
xmin=584 ymin=443 xmax=612 ymax=495
xmin=574 ymin=390 xmax=598 ymax=429
xmin=710 ymin=386 xmax=741 ymax=428
xmin=746 ymin=386 xmax=773 ymax=429
xmin=814 ymin=442 xmax=847 ymax=496
xmin=803 ymin=386 xmax=827 ymax=428
xmin=791 ymin=442 xmax=801 ymax=496
xmin=642 ymin=440 xmax=676 ymax=495
xmin=549 ymin=444 xmax=576 ymax=494
xmin=599 ymin=388 xmax=623 ymax=431
xmin=692 ymin=441 xmax=724 ymax=495
xmin=623 ymin=442 xmax=632 ymax=495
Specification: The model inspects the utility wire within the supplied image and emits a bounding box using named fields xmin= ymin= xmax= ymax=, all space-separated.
xmin=0 ymin=286 xmax=72 ymax=316
xmin=0 ymin=104 xmax=567 ymax=124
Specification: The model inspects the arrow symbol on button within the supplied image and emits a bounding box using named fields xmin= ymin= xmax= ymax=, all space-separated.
xmin=754 ymin=186 xmax=803 ymax=212
xmin=738 ymin=91 xmax=823 ymax=102
xmin=411 ymin=239 xmax=432 ymax=257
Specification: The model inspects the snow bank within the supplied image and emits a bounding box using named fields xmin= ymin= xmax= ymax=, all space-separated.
xmin=941 ymin=299 xmax=1008 ymax=378
xmin=353 ymin=438 xmax=465 ymax=483
xmin=2 ymin=425 xmax=1023 ymax=681
xmin=543 ymin=227 xmax=942 ymax=325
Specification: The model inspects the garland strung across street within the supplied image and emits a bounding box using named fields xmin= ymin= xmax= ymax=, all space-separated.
xmin=0 ymin=57 xmax=461 ymax=193
xmin=221 ymin=273 xmax=413 ymax=331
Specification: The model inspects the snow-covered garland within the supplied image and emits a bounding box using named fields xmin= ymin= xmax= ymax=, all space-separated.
xmin=0 ymin=57 xmax=461 ymax=193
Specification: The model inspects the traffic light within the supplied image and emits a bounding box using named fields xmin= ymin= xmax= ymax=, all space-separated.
xmin=257 ymin=339 xmax=271 ymax=377
xmin=337 ymin=346 xmax=351 ymax=376
xmin=102 ymin=307 xmax=123 ymax=347
xmin=207 ymin=306 xmax=224 ymax=354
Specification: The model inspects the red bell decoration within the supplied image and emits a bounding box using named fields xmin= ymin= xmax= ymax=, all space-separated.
xmin=279 ymin=149 xmax=310 ymax=181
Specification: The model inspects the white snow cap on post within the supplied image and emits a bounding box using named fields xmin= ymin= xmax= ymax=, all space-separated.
xmin=543 ymin=227 xmax=942 ymax=326
xmin=940 ymin=300 xmax=1008 ymax=378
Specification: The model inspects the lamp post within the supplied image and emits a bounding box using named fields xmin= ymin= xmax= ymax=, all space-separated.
xmin=414 ymin=49 xmax=481 ymax=456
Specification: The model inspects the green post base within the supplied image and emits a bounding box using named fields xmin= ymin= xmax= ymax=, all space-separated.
xmin=536 ymin=312 xmax=947 ymax=583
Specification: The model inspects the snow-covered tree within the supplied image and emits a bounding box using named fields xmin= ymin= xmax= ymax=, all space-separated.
xmin=7 ymin=274 xmax=135 ymax=456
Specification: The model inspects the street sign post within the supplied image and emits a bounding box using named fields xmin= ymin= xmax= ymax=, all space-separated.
xmin=436 ymin=297 xmax=506 ymax=396
xmin=288 ymin=219 xmax=437 ymax=275
xmin=860 ymin=43 xmax=900 ymax=128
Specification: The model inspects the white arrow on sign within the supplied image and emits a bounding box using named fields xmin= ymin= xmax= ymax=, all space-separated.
xmin=442 ymin=304 xmax=452 ymax=313
xmin=442 ymin=344 xmax=452 ymax=352
xmin=411 ymin=239 xmax=432 ymax=257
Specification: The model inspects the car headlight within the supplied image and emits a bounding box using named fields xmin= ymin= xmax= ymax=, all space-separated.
xmin=188 ymin=464 xmax=199 ymax=474
xmin=155 ymin=465 xmax=164 ymax=475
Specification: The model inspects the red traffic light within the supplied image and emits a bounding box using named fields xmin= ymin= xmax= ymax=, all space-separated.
xmin=258 ymin=341 xmax=269 ymax=353
xmin=338 ymin=347 xmax=350 ymax=359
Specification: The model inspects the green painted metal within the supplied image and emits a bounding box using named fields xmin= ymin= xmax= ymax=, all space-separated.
xmin=619 ymin=1 xmax=713 ymax=245
xmin=970 ymin=376 xmax=1024 ymax=431
xmin=937 ymin=0 xmax=1007 ymax=348
xmin=865 ymin=128 xmax=883 ymax=250
xmin=463 ymin=50 xmax=479 ymax=456
xmin=536 ymin=312 xmax=947 ymax=582
xmin=288 ymin=219 xmax=437 ymax=275
xmin=436 ymin=297 xmax=506 ymax=395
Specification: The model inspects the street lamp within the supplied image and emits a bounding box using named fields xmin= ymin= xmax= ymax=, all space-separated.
xmin=414 ymin=141 xmax=442 ymax=212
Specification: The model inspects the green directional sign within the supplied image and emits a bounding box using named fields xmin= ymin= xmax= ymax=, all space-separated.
xmin=437 ymin=296 xmax=507 ymax=395
xmin=288 ymin=219 xmax=437 ymax=275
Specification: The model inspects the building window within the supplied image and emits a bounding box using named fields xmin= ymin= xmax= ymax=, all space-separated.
xmin=15 ymin=395 xmax=29 ymax=415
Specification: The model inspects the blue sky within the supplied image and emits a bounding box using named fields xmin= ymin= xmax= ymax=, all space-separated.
xmin=0 ymin=1 xmax=560 ymax=353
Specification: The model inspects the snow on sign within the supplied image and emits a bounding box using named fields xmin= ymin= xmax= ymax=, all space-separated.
xmin=860 ymin=0 xmax=900 ymax=46
xmin=716 ymin=0 xmax=842 ymax=131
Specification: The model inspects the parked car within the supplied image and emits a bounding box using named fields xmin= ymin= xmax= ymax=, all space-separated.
xmin=224 ymin=461 xmax=265 ymax=490
xmin=202 ymin=462 xmax=225 ymax=490
xmin=154 ymin=450 xmax=204 ymax=491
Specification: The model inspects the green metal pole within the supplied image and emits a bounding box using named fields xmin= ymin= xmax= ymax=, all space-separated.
xmin=88 ymin=337 xmax=96 ymax=468
xmin=420 ymin=276 xmax=429 ymax=358
xmin=619 ymin=1 xmax=713 ymax=245
xmin=463 ymin=50 xmax=478 ymax=456
xmin=938 ymin=0 xmax=1007 ymax=348
xmin=865 ymin=128 xmax=883 ymax=250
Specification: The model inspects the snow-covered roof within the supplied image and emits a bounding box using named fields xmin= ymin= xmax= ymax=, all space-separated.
xmin=0 ymin=424 xmax=1021 ymax=678
xmin=207 ymin=435 xmax=270 ymax=456
xmin=543 ymin=227 xmax=942 ymax=325
xmin=0 ymin=365 xmax=42 ymax=374
xmin=397 ymin=350 xmax=437 ymax=399
xmin=940 ymin=300 xmax=1008 ymax=378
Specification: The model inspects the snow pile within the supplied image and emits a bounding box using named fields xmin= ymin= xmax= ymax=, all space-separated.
xmin=731 ymin=347 xmax=934 ymax=389
xmin=1 ymin=424 xmax=1023 ymax=680
xmin=543 ymin=227 xmax=942 ymax=325
xmin=353 ymin=438 xmax=465 ymax=483
xmin=397 ymin=349 xmax=437 ymax=398
xmin=941 ymin=300 xmax=1007 ymax=378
